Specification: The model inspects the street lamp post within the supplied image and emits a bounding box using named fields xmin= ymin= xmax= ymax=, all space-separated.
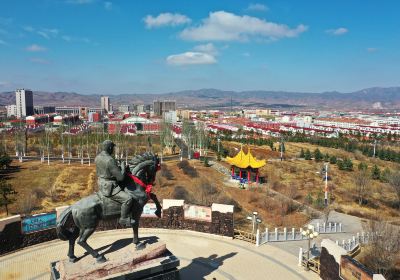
xmin=247 ymin=211 xmax=262 ymax=234
xmin=301 ymin=225 xmax=319 ymax=270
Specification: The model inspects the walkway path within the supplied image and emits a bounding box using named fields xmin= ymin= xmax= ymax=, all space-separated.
xmin=0 ymin=228 xmax=317 ymax=280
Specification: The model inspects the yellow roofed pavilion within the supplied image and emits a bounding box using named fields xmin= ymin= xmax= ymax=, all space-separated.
xmin=226 ymin=146 xmax=266 ymax=169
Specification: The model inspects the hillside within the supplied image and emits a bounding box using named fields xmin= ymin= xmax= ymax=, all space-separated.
xmin=1 ymin=87 xmax=400 ymax=109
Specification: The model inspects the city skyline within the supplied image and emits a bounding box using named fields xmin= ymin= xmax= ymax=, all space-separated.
xmin=0 ymin=0 xmax=399 ymax=94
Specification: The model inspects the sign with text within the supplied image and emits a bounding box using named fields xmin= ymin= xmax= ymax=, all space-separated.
xmin=141 ymin=203 xmax=159 ymax=218
xmin=184 ymin=204 xmax=212 ymax=222
xmin=21 ymin=212 xmax=57 ymax=234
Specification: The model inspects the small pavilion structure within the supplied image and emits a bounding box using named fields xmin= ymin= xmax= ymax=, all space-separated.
xmin=226 ymin=146 xmax=266 ymax=184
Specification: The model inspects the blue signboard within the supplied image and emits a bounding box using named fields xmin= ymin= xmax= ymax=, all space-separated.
xmin=22 ymin=212 xmax=57 ymax=234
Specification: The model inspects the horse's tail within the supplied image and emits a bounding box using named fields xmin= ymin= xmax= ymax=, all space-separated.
xmin=56 ymin=206 xmax=77 ymax=241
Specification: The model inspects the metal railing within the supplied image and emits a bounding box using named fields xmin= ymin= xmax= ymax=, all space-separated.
xmin=256 ymin=223 xmax=343 ymax=246
xmin=234 ymin=229 xmax=256 ymax=244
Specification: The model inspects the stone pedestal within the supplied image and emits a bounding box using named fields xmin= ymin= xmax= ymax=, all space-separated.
xmin=50 ymin=241 xmax=180 ymax=280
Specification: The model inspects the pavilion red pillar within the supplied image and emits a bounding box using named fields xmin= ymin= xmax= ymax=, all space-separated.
xmin=231 ymin=166 xmax=234 ymax=176
xmin=239 ymin=169 xmax=242 ymax=178
xmin=248 ymin=169 xmax=251 ymax=183
xmin=256 ymin=169 xmax=259 ymax=184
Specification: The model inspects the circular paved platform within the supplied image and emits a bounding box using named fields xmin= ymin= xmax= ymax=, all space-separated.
xmin=0 ymin=229 xmax=317 ymax=280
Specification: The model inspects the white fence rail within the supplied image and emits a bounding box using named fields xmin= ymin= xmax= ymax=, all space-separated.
xmin=336 ymin=231 xmax=378 ymax=252
xmin=256 ymin=223 xmax=343 ymax=246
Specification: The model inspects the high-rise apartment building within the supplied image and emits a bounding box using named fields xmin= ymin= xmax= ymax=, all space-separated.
xmin=153 ymin=100 xmax=176 ymax=116
xmin=16 ymin=89 xmax=34 ymax=118
xmin=101 ymin=96 xmax=110 ymax=113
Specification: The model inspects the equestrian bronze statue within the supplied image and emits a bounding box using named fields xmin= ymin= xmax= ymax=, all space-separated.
xmin=56 ymin=140 xmax=162 ymax=263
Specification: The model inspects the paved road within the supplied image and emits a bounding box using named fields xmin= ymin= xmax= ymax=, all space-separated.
xmin=0 ymin=228 xmax=317 ymax=280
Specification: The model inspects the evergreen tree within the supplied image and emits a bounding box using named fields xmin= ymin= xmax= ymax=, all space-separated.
xmin=0 ymin=154 xmax=12 ymax=169
xmin=344 ymin=158 xmax=353 ymax=171
xmin=268 ymin=141 xmax=274 ymax=151
xmin=299 ymin=148 xmax=305 ymax=158
xmin=0 ymin=179 xmax=17 ymax=216
xmin=305 ymin=193 xmax=313 ymax=205
xmin=371 ymin=164 xmax=381 ymax=180
xmin=329 ymin=155 xmax=337 ymax=164
xmin=304 ymin=149 xmax=312 ymax=160
xmin=380 ymin=167 xmax=391 ymax=183
xmin=358 ymin=162 xmax=368 ymax=171
xmin=337 ymin=160 xmax=344 ymax=170
xmin=323 ymin=153 xmax=330 ymax=162
xmin=313 ymin=190 xmax=324 ymax=209
xmin=314 ymin=148 xmax=323 ymax=162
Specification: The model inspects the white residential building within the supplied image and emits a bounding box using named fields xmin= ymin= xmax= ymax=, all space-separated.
xmin=16 ymin=89 xmax=34 ymax=118
xmin=100 ymin=96 xmax=110 ymax=113
xmin=6 ymin=105 xmax=17 ymax=117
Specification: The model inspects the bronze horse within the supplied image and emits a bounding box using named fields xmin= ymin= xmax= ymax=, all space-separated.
xmin=56 ymin=152 xmax=162 ymax=263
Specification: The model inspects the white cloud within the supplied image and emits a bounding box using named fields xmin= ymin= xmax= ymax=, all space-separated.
xmin=29 ymin=57 xmax=50 ymax=64
xmin=193 ymin=43 xmax=218 ymax=56
xmin=144 ymin=13 xmax=191 ymax=28
xmin=326 ymin=27 xmax=348 ymax=36
xmin=367 ymin=47 xmax=378 ymax=52
xmin=242 ymin=52 xmax=251 ymax=57
xmin=180 ymin=11 xmax=307 ymax=41
xmin=62 ymin=35 xmax=91 ymax=43
xmin=104 ymin=1 xmax=112 ymax=10
xmin=26 ymin=44 xmax=47 ymax=52
xmin=0 ymin=39 xmax=7 ymax=45
xmin=246 ymin=3 xmax=269 ymax=12
xmin=166 ymin=52 xmax=217 ymax=66
xmin=23 ymin=26 xmax=35 ymax=32
xmin=37 ymin=28 xmax=59 ymax=39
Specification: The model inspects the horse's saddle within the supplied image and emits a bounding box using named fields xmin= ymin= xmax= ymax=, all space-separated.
xmin=97 ymin=193 xmax=122 ymax=218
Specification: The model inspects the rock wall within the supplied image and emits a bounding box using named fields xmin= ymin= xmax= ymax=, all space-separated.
xmin=320 ymin=247 xmax=341 ymax=280
xmin=0 ymin=201 xmax=234 ymax=256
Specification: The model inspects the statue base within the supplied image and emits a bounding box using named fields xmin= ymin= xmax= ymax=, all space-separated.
xmin=50 ymin=241 xmax=180 ymax=280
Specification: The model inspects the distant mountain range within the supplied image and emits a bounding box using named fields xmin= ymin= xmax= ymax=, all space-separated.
xmin=1 ymin=87 xmax=400 ymax=110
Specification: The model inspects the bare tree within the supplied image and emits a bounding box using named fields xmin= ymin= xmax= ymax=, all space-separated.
xmin=361 ymin=220 xmax=400 ymax=279
xmin=322 ymin=204 xmax=334 ymax=225
xmin=353 ymin=170 xmax=371 ymax=205
xmin=388 ymin=171 xmax=400 ymax=210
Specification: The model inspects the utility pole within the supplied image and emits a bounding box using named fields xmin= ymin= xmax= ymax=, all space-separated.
xmin=373 ymin=139 xmax=377 ymax=158
xmin=280 ymin=136 xmax=284 ymax=161
xmin=324 ymin=163 xmax=329 ymax=206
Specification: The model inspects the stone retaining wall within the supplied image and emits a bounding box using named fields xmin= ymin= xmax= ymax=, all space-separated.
xmin=0 ymin=200 xmax=234 ymax=256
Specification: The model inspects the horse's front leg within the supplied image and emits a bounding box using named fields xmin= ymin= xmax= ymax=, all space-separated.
xmin=149 ymin=193 xmax=162 ymax=218
xmin=77 ymin=228 xmax=106 ymax=263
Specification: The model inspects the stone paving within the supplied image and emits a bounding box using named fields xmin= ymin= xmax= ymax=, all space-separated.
xmin=0 ymin=228 xmax=318 ymax=280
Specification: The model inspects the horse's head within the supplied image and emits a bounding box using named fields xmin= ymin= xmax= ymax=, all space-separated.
xmin=128 ymin=152 xmax=160 ymax=186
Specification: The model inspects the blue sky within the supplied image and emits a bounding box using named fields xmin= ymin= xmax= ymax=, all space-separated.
xmin=0 ymin=0 xmax=399 ymax=94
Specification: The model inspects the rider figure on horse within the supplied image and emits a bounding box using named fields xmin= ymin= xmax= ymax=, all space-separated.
xmin=95 ymin=140 xmax=133 ymax=226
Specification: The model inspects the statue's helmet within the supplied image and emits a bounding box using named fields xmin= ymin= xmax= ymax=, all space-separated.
xmin=102 ymin=140 xmax=115 ymax=153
